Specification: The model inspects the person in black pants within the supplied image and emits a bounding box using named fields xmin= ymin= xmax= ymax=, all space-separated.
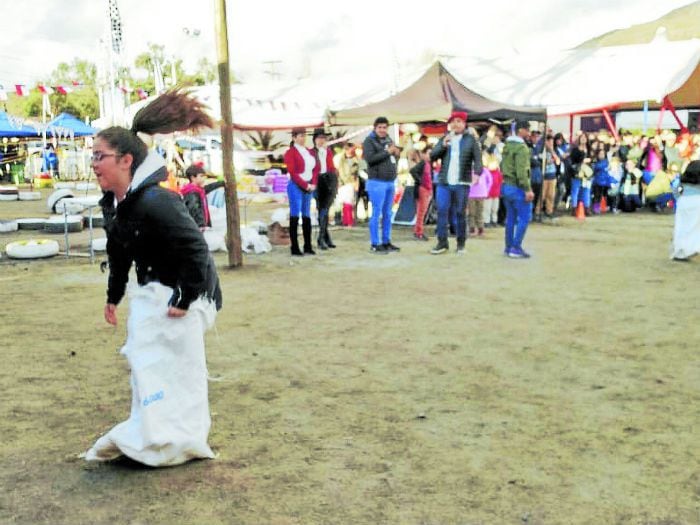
xmin=311 ymin=128 xmax=338 ymax=250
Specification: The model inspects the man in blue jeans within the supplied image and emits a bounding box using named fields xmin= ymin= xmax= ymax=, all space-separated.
xmin=430 ymin=110 xmax=483 ymax=255
xmin=362 ymin=116 xmax=402 ymax=254
xmin=500 ymin=120 xmax=535 ymax=258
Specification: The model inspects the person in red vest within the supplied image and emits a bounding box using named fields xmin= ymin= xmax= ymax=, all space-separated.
xmin=284 ymin=128 xmax=317 ymax=256
xmin=180 ymin=162 xmax=224 ymax=230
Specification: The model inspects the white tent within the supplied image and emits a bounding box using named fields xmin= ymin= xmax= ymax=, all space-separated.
xmin=440 ymin=37 xmax=700 ymax=116
xmin=94 ymin=73 xmax=400 ymax=132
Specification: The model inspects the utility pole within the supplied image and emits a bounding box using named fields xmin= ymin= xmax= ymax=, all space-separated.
xmin=214 ymin=0 xmax=243 ymax=267
xmin=262 ymin=60 xmax=282 ymax=81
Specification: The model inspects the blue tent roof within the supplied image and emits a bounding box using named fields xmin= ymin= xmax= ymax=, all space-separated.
xmin=47 ymin=112 xmax=97 ymax=137
xmin=0 ymin=111 xmax=40 ymax=138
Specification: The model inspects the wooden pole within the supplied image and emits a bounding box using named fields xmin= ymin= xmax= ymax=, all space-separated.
xmin=214 ymin=0 xmax=243 ymax=267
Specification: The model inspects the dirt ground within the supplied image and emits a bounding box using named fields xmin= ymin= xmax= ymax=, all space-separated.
xmin=0 ymin=192 xmax=698 ymax=525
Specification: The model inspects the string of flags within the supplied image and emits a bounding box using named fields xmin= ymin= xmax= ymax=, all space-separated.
xmin=118 ymin=85 xmax=149 ymax=100
xmin=0 ymin=81 xmax=148 ymax=101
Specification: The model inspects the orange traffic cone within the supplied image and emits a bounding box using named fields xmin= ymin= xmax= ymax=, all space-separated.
xmin=575 ymin=201 xmax=586 ymax=221
xmin=600 ymin=195 xmax=608 ymax=214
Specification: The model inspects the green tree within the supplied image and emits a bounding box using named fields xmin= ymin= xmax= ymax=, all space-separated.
xmin=3 ymin=59 xmax=100 ymax=120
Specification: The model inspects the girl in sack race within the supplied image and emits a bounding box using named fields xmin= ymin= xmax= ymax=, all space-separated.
xmin=83 ymin=88 xmax=223 ymax=467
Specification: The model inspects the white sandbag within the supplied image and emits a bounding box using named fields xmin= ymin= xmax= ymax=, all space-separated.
xmin=85 ymin=282 xmax=217 ymax=467
xmin=203 ymin=229 xmax=227 ymax=252
xmin=240 ymin=226 xmax=272 ymax=254
xmin=249 ymin=220 xmax=268 ymax=235
xmin=54 ymin=182 xmax=76 ymax=189
xmin=209 ymin=206 xmax=227 ymax=234
xmin=0 ymin=193 xmax=18 ymax=201
xmin=90 ymin=237 xmax=108 ymax=251
xmin=671 ymin=194 xmax=700 ymax=260
xmin=270 ymin=207 xmax=289 ymax=224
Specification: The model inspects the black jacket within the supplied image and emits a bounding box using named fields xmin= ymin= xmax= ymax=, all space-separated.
xmin=362 ymin=131 xmax=397 ymax=182
xmin=100 ymin=159 xmax=222 ymax=311
xmin=182 ymin=181 xmax=224 ymax=228
xmin=410 ymin=160 xmax=429 ymax=198
xmin=431 ymin=133 xmax=483 ymax=185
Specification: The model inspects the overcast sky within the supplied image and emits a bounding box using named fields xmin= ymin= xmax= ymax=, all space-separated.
xmin=0 ymin=0 xmax=695 ymax=88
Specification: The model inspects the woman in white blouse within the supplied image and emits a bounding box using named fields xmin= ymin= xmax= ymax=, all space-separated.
xmin=283 ymin=128 xmax=317 ymax=256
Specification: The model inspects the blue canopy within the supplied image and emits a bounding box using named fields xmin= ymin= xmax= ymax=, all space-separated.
xmin=0 ymin=111 xmax=39 ymax=138
xmin=46 ymin=112 xmax=97 ymax=137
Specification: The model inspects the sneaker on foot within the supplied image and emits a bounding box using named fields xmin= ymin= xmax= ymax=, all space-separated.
xmin=383 ymin=242 xmax=400 ymax=252
xmin=456 ymin=244 xmax=466 ymax=255
xmin=431 ymin=241 xmax=449 ymax=255
xmin=508 ymin=247 xmax=531 ymax=259
xmin=370 ymin=244 xmax=388 ymax=254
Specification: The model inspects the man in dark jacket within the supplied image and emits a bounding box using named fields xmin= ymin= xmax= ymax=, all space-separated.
xmin=430 ymin=110 xmax=482 ymax=255
xmin=362 ymin=116 xmax=401 ymax=254
xmin=501 ymin=120 xmax=535 ymax=259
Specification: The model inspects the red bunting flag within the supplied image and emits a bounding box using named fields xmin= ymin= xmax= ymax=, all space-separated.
xmin=15 ymin=84 xmax=29 ymax=96
xmin=119 ymin=85 xmax=133 ymax=94
xmin=136 ymin=88 xmax=148 ymax=100
xmin=71 ymin=80 xmax=83 ymax=86
xmin=37 ymin=85 xmax=54 ymax=95
xmin=55 ymin=86 xmax=72 ymax=95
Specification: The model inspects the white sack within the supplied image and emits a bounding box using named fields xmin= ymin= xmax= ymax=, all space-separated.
xmin=203 ymin=229 xmax=227 ymax=252
xmin=85 ymin=282 xmax=217 ymax=467
xmin=671 ymin=194 xmax=700 ymax=260
xmin=240 ymin=226 xmax=272 ymax=254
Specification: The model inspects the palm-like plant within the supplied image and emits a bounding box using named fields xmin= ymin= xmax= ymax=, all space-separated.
xmin=243 ymin=131 xmax=286 ymax=152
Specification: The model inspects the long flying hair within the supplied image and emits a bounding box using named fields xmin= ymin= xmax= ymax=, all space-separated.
xmin=97 ymin=88 xmax=214 ymax=175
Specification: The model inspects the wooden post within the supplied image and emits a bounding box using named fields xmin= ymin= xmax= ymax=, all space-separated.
xmin=214 ymin=0 xmax=243 ymax=267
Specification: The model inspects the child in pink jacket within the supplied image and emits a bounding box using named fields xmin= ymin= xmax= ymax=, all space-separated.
xmin=468 ymin=167 xmax=493 ymax=236
xmin=483 ymin=159 xmax=503 ymax=228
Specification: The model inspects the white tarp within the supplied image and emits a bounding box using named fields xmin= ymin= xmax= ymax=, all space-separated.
xmin=97 ymin=73 xmax=396 ymax=131
xmin=441 ymin=37 xmax=700 ymax=116
xmin=84 ymin=282 xmax=217 ymax=466
xmin=671 ymin=194 xmax=700 ymax=260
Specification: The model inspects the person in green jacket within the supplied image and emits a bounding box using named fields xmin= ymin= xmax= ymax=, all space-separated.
xmin=501 ymin=120 xmax=535 ymax=258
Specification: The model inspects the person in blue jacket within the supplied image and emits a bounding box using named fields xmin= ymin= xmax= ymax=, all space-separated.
xmin=592 ymin=148 xmax=611 ymax=212
xmin=42 ymin=144 xmax=59 ymax=178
